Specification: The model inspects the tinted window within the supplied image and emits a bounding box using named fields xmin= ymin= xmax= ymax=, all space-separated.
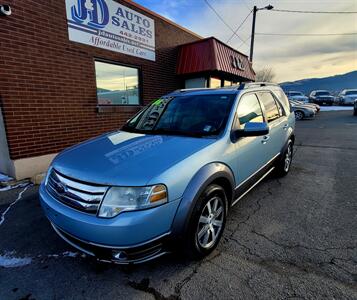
xmin=316 ymin=91 xmax=330 ymax=96
xmin=237 ymin=94 xmax=264 ymax=128
xmin=123 ymin=94 xmax=235 ymax=137
xmin=345 ymin=90 xmax=357 ymax=96
xmin=289 ymin=92 xmax=302 ymax=96
xmin=258 ymin=92 xmax=280 ymax=122
xmin=273 ymin=90 xmax=290 ymax=113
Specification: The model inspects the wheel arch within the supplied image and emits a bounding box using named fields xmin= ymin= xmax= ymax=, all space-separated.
xmin=170 ymin=162 xmax=235 ymax=239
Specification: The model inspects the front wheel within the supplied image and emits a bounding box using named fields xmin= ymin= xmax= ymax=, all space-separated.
xmin=184 ymin=184 xmax=227 ymax=259
xmin=294 ymin=110 xmax=304 ymax=120
xmin=275 ymin=140 xmax=293 ymax=177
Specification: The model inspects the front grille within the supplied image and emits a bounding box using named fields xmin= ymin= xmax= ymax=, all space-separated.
xmin=46 ymin=169 xmax=108 ymax=214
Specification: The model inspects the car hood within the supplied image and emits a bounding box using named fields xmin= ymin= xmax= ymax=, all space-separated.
xmin=292 ymin=104 xmax=313 ymax=111
xmin=52 ymin=131 xmax=216 ymax=186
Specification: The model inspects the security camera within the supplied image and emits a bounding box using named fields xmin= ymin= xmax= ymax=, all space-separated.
xmin=0 ymin=4 xmax=11 ymax=16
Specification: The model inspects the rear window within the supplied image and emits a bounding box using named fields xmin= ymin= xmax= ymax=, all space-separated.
xmin=273 ymin=89 xmax=290 ymax=114
xmin=258 ymin=92 xmax=280 ymax=123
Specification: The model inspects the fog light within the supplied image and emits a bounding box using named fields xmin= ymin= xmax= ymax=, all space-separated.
xmin=112 ymin=250 xmax=128 ymax=261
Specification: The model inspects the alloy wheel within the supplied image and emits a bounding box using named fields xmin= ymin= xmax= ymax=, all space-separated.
xmin=284 ymin=143 xmax=293 ymax=172
xmin=295 ymin=111 xmax=304 ymax=120
xmin=196 ymin=196 xmax=224 ymax=249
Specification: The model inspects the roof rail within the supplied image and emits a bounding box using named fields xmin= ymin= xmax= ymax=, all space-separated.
xmin=173 ymin=87 xmax=214 ymax=93
xmin=237 ymin=82 xmax=279 ymax=90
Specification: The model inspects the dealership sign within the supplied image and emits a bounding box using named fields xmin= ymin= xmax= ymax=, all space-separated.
xmin=65 ymin=0 xmax=156 ymax=61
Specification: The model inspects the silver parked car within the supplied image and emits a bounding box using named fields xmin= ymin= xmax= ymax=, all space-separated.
xmin=290 ymin=101 xmax=316 ymax=120
xmin=290 ymin=100 xmax=320 ymax=113
xmin=286 ymin=91 xmax=309 ymax=103
xmin=337 ymin=89 xmax=357 ymax=106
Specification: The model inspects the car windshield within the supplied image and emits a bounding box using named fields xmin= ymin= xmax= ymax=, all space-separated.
xmin=290 ymin=92 xmax=303 ymax=96
xmin=345 ymin=90 xmax=357 ymax=96
xmin=316 ymin=91 xmax=330 ymax=96
xmin=122 ymin=94 xmax=235 ymax=137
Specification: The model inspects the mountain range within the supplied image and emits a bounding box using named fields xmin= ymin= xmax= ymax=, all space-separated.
xmin=280 ymin=70 xmax=357 ymax=95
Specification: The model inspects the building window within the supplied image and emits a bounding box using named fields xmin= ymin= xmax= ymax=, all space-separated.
xmin=210 ymin=77 xmax=221 ymax=88
xmin=95 ymin=61 xmax=140 ymax=106
xmin=224 ymin=80 xmax=232 ymax=87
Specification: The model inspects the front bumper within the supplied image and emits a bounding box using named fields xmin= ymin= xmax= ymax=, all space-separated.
xmin=341 ymin=98 xmax=357 ymax=105
xmin=314 ymin=98 xmax=334 ymax=105
xmin=39 ymin=183 xmax=181 ymax=263
xmin=51 ymin=222 xmax=170 ymax=264
xmin=304 ymin=110 xmax=315 ymax=118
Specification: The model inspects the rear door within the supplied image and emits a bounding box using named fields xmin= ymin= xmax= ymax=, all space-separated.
xmin=257 ymin=91 xmax=287 ymax=160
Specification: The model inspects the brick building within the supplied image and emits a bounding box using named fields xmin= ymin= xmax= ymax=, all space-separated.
xmin=0 ymin=0 xmax=255 ymax=180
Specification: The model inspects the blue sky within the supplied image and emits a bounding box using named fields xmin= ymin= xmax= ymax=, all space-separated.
xmin=134 ymin=0 xmax=357 ymax=82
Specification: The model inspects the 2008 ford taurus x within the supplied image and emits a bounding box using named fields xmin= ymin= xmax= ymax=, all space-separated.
xmin=40 ymin=83 xmax=295 ymax=264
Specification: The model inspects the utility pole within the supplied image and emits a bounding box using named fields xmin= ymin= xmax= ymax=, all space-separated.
xmin=249 ymin=6 xmax=257 ymax=62
xmin=249 ymin=5 xmax=274 ymax=63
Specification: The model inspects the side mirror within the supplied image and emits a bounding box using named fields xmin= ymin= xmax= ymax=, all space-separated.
xmin=232 ymin=122 xmax=269 ymax=141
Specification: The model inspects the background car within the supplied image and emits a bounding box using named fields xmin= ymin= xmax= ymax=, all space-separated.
xmin=290 ymin=100 xmax=320 ymax=113
xmin=309 ymin=90 xmax=334 ymax=106
xmin=337 ymin=89 xmax=357 ymax=106
xmin=286 ymin=91 xmax=309 ymax=103
xmin=290 ymin=101 xmax=316 ymax=120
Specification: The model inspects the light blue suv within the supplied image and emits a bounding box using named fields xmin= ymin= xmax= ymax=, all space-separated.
xmin=40 ymin=83 xmax=295 ymax=264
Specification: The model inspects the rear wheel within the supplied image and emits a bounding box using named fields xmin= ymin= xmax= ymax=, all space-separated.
xmin=294 ymin=110 xmax=304 ymax=120
xmin=184 ymin=184 xmax=227 ymax=259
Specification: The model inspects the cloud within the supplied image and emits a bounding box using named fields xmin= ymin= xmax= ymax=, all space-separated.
xmin=171 ymin=0 xmax=357 ymax=81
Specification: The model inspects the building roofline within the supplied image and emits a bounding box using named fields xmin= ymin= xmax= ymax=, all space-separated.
xmin=125 ymin=0 xmax=203 ymax=39
xmin=178 ymin=36 xmax=250 ymax=59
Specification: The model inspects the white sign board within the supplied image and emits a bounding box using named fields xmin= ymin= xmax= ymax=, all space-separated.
xmin=65 ymin=0 xmax=155 ymax=61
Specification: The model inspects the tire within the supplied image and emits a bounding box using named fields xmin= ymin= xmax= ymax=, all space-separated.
xmin=184 ymin=184 xmax=227 ymax=259
xmin=294 ymin=110 xmax=304 ymax=120
xmin=354 ymin=109 xmax=357 ymax=116
xmin=275 ymin=139 xmax=293 ymax=177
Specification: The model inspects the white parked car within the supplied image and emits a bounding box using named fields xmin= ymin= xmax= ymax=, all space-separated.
xmin=337 ymin=89 xmax=357 ymax=106
xmin=285 ymin=91 xmax=309 ymax=103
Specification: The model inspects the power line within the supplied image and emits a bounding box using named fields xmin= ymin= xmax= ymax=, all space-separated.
xmin=256 ymin=32 xmax=357 ymax=36
xmin=237 ymin=35 xmax=251 ymax=49
xmin=204 ymin=0 xmax=246 ymax=44
xmin=226 ymin=10 xmax=252 ymax=44
xmin=271 ymin=9 xmax=357 ymax=14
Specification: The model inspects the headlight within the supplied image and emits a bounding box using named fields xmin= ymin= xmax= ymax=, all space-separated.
xmin=44 ymin=166 xmax=53 ymax=185
xmin=98 ymin=185 xmax=168 ymax=218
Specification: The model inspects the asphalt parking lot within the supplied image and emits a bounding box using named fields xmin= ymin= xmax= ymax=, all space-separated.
xmin=0 ymin=110 xmax=356 ymax=300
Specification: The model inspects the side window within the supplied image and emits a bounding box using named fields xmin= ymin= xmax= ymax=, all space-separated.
xmin=273 ymin=90 xmax=290 ymax=114
xmin=258 ymin=92 xmax=280 ymax=123
xmin=236 ymin=93 xmax=264 ymax=128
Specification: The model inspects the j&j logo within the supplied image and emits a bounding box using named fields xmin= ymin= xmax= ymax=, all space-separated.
xmin=71 ymin=0 xmax=109 ymax=29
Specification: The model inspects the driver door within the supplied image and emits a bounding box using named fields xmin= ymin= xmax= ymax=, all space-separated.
xmin=231 ymin=93 xmax=270 ymax=188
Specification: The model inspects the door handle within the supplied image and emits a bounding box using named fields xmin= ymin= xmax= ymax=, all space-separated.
xmin=261 ymin=135 xmax=270 ymax=144
xmin=283 ymin=124 xmax=288 ymax=130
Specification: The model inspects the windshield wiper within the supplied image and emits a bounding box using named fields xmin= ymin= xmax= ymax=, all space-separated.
xmin=152 ymin=128 xmax=207 ymax=138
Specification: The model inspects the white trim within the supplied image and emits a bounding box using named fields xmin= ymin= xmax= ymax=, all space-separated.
xmin=232 ymin=167 xmax=275 ymax=207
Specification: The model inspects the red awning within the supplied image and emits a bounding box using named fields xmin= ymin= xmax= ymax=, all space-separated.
xmin=176 ymin=37 xmax=255 ymax=81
